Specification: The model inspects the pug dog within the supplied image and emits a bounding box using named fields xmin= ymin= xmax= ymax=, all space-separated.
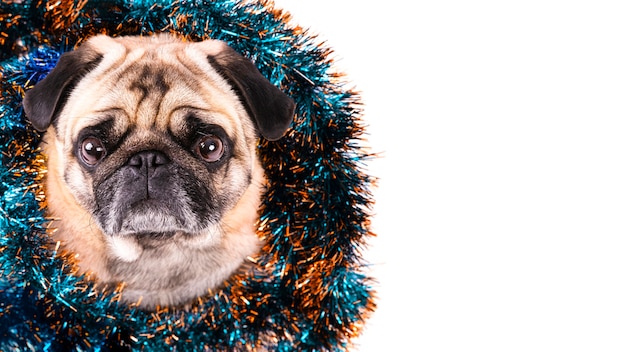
xmin=22 ymin=34 xmax=294 ymax=309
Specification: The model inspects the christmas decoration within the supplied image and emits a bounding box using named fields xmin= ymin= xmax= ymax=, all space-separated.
xmin=0 ymin=0 xmax=375 ymax=350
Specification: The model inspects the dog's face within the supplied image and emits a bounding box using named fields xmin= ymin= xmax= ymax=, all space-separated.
xmin=22 ymin=35 xmax=294 ymax=307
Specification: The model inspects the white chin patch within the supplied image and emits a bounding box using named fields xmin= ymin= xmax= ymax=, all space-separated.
xmin=106 ymin=236 xmax=143 ymax=262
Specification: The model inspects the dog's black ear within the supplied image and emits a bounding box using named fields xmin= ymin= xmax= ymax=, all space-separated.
xmin=208 ymin=47 xmax=295 ymax=141
xmin=23 ymin=45 xmax=103 ymax=132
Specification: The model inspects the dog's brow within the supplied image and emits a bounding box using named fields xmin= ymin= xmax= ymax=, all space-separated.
xmin=77 ymin=116 xmax=132 ymax=158
xmin=166 ymin=112 xmax=229 ymax=150
xmin=84 ymin=117 xmax=115 ymax=132
xmin=88 ymin=107 xmax=130 ymax=134
xmin=93 ymin=107 xmax=128 ymax=116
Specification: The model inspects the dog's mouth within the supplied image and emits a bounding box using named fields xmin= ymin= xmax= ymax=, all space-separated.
xmin=94 ymin=165 xmax=219 ymax=237
xmin=112 ymin=200 xmax=198 ymax=236
xmin=130 ymin=231 xmax=179 ymax=247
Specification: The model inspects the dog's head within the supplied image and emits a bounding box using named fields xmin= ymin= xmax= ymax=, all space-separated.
xmin=23 ymin=35 xmax=294 ymax=248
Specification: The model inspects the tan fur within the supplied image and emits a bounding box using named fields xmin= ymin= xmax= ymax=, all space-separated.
xmin=43 ymin=128 xmax=112 ymax=280
xmin=43 ymin=128 xmax=265 ymax=288
xmin=37 ymin=35 xmax=278 ymax=308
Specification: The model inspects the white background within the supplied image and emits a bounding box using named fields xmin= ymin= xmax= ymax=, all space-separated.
xmin=272 ymin=1 xmax=626 ymax=351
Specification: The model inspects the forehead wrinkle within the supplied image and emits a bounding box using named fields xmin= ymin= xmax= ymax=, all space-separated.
xmin=66 ymin=108 xmax=130 ymax=149
xmin=174 ymin=48 xmax=245 ymax=113
xmin=153 ymin=64 xmax=240 ymax=134
xmin=167 ymin=107 xmax=237 ymax=140
xmin=117 ymin=54 xmax=209 ymax=131
xmin=123 ymin=65 xmax=166 ymax=129
xmin=65 ymin=41 xmax=252 ymax=148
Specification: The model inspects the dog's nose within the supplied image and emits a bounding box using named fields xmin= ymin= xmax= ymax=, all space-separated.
xmin=127 ymin=150 xmax=170 ymax=176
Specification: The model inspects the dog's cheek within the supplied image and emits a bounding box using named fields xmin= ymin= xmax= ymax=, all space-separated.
xmin=177 ymin=166 xmax=223 ymax=224
xmin=63 ymin=161 xmax=98 ymax=210
xmin=92 ymin=175 xmax=120 ymax=234
xmin=210 ymin=158 xmax=252 ymax=212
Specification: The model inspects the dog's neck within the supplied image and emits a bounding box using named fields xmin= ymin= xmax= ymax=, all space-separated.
xmin=105 ymin=222 xmax=262 ymax=308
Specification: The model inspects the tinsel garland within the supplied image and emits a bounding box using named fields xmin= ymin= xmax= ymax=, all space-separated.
xmin=0 ymin=0 xmax=375 ymax=351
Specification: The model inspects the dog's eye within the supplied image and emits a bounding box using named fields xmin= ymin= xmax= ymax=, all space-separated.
xmin=80 ymin=137 xmax=107 ymax=166
xmin=194 ymin=135 xmax=224 ymax=162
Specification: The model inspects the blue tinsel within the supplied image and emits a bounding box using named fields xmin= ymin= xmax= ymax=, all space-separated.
xmin=0 ymin=1 xmax=375 ymax=350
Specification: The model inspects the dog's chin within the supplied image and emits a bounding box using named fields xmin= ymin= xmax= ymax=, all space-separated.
xmin=100 ymin=201 xmax=222 ymax=262
xmin=100 ymin=198 xmax=214 ymax=236
xmin=117 ymin=211 xmax=191 ymax=237
xmin=105 ymin=225 xmax=223 ymax=263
